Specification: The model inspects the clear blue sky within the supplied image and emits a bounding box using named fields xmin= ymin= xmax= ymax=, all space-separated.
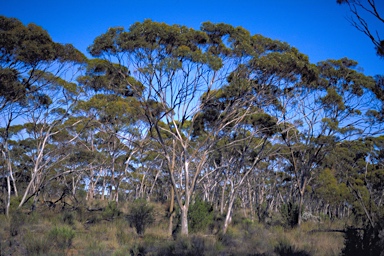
xmin=1 ymin=0 xmax=383 ymax=76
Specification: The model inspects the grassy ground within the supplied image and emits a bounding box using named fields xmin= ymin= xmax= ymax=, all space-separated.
xmin=0 ymin=200 xmax=345 ymax=256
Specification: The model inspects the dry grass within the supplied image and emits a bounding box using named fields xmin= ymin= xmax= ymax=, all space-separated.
xmin=271 ymin=221 xmax=344 ymax=256
xmin=0 ymin=200 xmax=348 ymax=255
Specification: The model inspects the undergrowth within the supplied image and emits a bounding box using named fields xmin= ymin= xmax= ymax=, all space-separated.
xmin=0 ymin=200 xmax=346 ymax=255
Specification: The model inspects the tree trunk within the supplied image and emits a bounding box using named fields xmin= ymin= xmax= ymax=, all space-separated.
xmin=19 ymin=171 xmax=37 ymax=208
xmin=180 ymin=206 xmax=189 ymax=236
xmin=247 ymin=181 xmax=254 ymax=221
xmin=3 ymin=142 xmax=18 ymax=198
xmin=87 ymin=182 xmax=95 ymax=201
xmin=223 ymin=196 xmax=235 ymax=234
xmin=298 ymin=191 xmax=304 ymax=226
xmin=101 ymin=176 xmax=106 ymax=200
xmin=168 ymin=186 xmax=175 ymax=237
xmin=6 ymin=176 xmax=11 ymax=217
xmin=220 ymin=179 xmax=227 ymax=215
xmin=223 ymin=181 xmax=236 ymax=234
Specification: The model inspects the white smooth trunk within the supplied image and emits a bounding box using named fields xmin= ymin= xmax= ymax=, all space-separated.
xmin=180 ymin=206 xmax=189 ymax=236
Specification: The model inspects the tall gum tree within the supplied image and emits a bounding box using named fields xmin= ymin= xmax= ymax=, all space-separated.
xmin=279 ymin=58 xmax=377 ymax=225
xmin=88 ymin=21 xmax=224 ymax=236
xmin=88 ymin=20 xmax=299 ymax=235
xmin=0 ymin=16 xmax=86 ymax=213
xmin=17 ymin=70 xmax=86 ymax=209
xmin=76 ymin=58 xmax=145 ymax=202
xmin=196 ymin=36 xmax=317 ymax=233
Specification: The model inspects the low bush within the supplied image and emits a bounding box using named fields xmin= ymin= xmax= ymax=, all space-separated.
xmin=48 ymin=225 xmax=75 ymax=252
xmin=274 ymin=241 xmax=311 ymax=256
xmin=62 ymin=210 xmax=75 ymax=225
xmin=102 ymin=201 xmax=121 ymax=220
xmin=23 ymin=231 xmax=51 ymax=256
xmin=127 ymin=199 xmax=154 ymax=236
xmin=9 ymin=209 xmax=26 ymax=237
xmin=281 ymin=202 xmax=300 ymax=228
xmin=188 ymin=198 xmax=214 ymax=233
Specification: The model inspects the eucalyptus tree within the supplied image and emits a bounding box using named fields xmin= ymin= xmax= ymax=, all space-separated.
xmin=198 ymin=87 xmax=279 ymax=234
xmin=277 ymin=58 xmax=377 ymax=225
xmin=0 ymin=124 xmax=23 ymax=215
xmin=212 ymin=133 xmax=275 ymax=234
xmin=88 ymin=20 xmax=268 ymax=235
xmin=65 ymin=118 xmax=107 ymax=202
xmin=360 ymin=136 xmax=384 ymax=226
xmin=0 ymin=16 xmax=85 ymax=113
xmin=16 ymin=71 xmax=87 ymax=209
xmin=75 ymin=58 xmax=145 ymax=202
xmin=0 ymin=16 xmax=86 ymax=213
xmin=88 ymin=18 xmax=329 ymax=234
xmin=197 ymin=41 xmax=318 ymax=232
xmin=131 ymin=145 xmax=166 ymax=201
xmin=328 ymin=137 xmax=384 ymax=225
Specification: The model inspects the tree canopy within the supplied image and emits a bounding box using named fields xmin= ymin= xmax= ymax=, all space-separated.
xmin=1 ymin=16 xmax=383 ymax=246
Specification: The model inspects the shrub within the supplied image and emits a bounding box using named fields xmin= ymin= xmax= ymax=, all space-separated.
xmin=82 ymin=240 xmax=110 ymax=256
xmin=127 ymin=199 xmax=154 ymax=236
xmin=48 ymin=225 xmax=75 ymax=251
xmin=9 ymin=209 xmax=26 ymax=237
xmin=102 ymin=201 xmax=121 ymax=220
xmin=62 ymin=210 xmax=75 ymax=225
xmin=280 ymin=202 xmax=300 ymax=228
xmin=274 ymin=241 xmax=311 ymax=256
xmin=188 ymin=198 xmax=214 ymax=233
xmin=23 ymin=231 xmax=51 ymax=256
xmin=116 ymin=221 xmax=133 ymax=245
xmin=162 ymin=235 xmax=207 ymax=256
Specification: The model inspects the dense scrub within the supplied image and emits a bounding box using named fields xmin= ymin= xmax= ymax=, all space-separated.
xmin=0 ymin=199 xmax=347 ymax=256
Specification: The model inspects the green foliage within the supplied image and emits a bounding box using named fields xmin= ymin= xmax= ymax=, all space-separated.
xmin=160 ymin=235 xmax=208 ymax=256
xmin=62 ymin=211 xmax=76 ymax=225
xmin=0 ymin=16 xmax=85 ymax=106
xmin=0 ymin=16 xmax=85 ymax=65
xmin=0 ymin=67 xmax=26 ymax=103
xmin=315 ymin=168 xmax=350 ymax=205
xmin=280 ymin=202 xmax=300 ymax=228
xmin=77 ymin=58 xmax=143 ymax=96
xmin=127 ymin=199 xmax=155 ymax=236
xmin=102 ymin=201 xmax=121 ymax=220
xmin=48 ymin=225 xmax=75 ymax=251
xmin=320 ymin=87 xmax=345 ymax=111
xmin=89 ymin=19 xmax=223 ymax=70
xmin=23 ymin=231 xmax=51 ymax=256
xmin=9 ymin=209 xmax=26 ymax=237
xmin=188 ymin=198 xmax=214 ymax=233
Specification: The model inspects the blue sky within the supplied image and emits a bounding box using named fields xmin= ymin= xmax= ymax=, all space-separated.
xmin=2 ymin=0 xmax=383 ymax=76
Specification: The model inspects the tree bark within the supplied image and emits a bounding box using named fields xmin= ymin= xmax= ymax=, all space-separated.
xmin=223 ymin=195 xmax=235 ymax=234
xmin=298 ymin=191 xmax=304 ymax=226
xmin=180 ymin=206 xmax=189 ymax=236
xmin=168 ymin=186 xmax=175 ymax=237
xmin=6 ymin=176 xmax=11 ymax=217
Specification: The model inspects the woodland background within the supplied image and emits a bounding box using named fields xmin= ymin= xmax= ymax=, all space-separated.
xmin=1 ymin=1 xmax=384 ymax=254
